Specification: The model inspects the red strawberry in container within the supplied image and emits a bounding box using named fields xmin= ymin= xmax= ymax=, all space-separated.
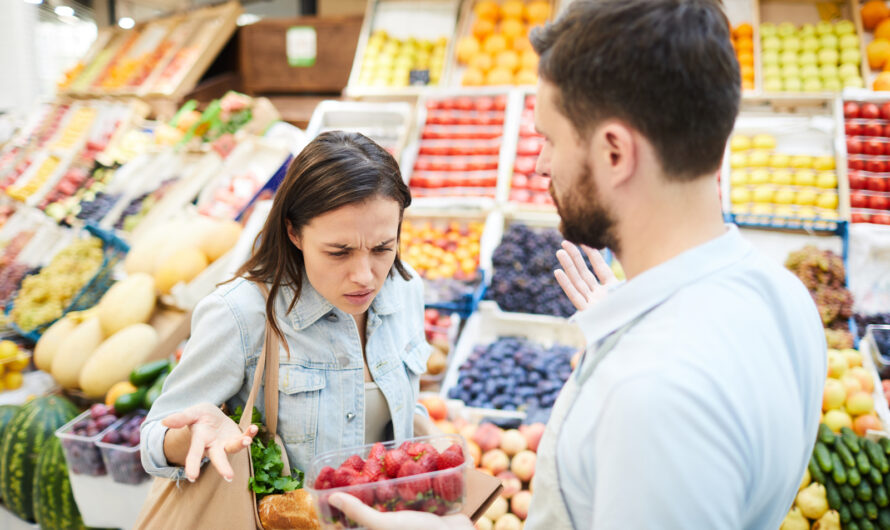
xmin=433 ymin=472 xmax=464 ymax=503
xmin=396 ymin=461 xmax=430 ymax=502
xmin=384 ymin=448 xmax=409 ymax=478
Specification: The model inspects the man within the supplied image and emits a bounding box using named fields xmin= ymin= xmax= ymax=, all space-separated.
xmin=330 ymin=0 xmax=825 ymax=527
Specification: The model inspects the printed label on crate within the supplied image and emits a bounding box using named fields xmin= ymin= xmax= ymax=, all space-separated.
xmin=286 ymin=26 xmax=317 ymax=67
xmin=409 ymin=69 xmax=431 ymax=86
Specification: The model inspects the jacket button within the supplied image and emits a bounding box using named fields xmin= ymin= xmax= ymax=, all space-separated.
xmin=346 ymin=412 xmax=355 ymax=421
xmin=326 ymin=312 xmax=338 ymax=322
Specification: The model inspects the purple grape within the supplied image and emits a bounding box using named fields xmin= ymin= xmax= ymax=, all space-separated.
xmin=86 ymin=426 xmax=99 ymax=437
xmin=96 ymin=415 xmax=116 ymax=430
xmin=102 ymin=431 xmax=121 ymax=444
xmin=126 ymin=431 xmax=140 ymax=447
xmin=90 ymin=404 xmax=111 ymax=420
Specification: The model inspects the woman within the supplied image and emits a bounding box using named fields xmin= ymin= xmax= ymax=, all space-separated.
xmin=141 ymin=131 xmax=434 ymax=483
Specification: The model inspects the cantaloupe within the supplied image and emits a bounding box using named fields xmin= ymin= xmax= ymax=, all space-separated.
xmin=155 ymin=247 xmax=209 ymax=294
xmin=199 ymin=219 xmax=242 ymax=262
xmin=79 ymin=324 xmax=159 ymax=399
xmin=34 ymin=317 xmax=77 ymax=372
xmin=97 ymin=273 xmax=156 ymax=336
xmin=50 ymin=317 xmax=104 ymax=390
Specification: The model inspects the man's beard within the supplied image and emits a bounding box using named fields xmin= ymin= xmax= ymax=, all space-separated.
xmin=549 ymin=160 xmax=621 ymax=254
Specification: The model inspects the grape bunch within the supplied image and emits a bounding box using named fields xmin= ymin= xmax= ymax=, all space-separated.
xmin=785 ymin=246 xmax=854 ymax=329
xmin=447 ymin=336 xmax=575 ymax=420
xmin=61 ymin=403 xmax=120 ymax=476
xmin=488 ymin=224 xmax=587 ymax=318
xmin=76 ymin=191 xmax=121 ymax=223
xmin=10 ymin=236 xmax=103 ymax=332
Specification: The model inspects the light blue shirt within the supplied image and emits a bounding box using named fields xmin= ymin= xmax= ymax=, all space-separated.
xmin=556 ymin=225 xmax=825 ymax=529
xmin=141 ymin=268 xmax=431 ymax=481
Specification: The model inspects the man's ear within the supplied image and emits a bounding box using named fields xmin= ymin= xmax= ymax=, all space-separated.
xmin=594 ymin=121 xmax=636 ymax=189
xmin=286 ymin=220 xmax=301 ymax=250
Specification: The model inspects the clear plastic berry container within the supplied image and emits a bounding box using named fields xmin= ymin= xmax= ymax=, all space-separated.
xmin=56 ymin=408 xmax=124 ymax=476
xmin=94 ymin=411 xmax=148 ymax=485
xmin=306 ymin=434 xmax=469 ymax=529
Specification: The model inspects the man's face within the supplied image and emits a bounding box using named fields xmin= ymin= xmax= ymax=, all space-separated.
xmin=535 ymin=80 xmax=620 ymax=252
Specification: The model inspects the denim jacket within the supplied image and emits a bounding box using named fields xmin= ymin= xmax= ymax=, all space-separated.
xmin=140 ymin=267 xmax=431 ymax=480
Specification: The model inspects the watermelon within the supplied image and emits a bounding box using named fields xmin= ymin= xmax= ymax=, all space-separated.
xmin=0 ymin=404 xmax=20 ymax=442
xmin=0 ymin=395 xmax=77 ymax=521
xmin=33 ymin=436 xmax=85 ymax=530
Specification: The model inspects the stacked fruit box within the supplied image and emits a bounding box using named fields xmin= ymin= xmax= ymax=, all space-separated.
xmin=503 ymin=92 xmax=552 ymax=210
xmin=843 ymin=98 xmax=890 ymax=224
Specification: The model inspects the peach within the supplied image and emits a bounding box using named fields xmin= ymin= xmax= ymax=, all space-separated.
xmin=511 ymin=450 xmax=537 ymax=482
xmin=475 ymin=517 xmax=493 ymax=530
xmin=497 ymin=471 xmax=522 ymax=499
xmin=853 ymin=413 xmax=882 ymax=436
xmin=500 ymin=429 xmax=527 ymax=456
xmin=482 ymin=449 xmax=510 ymax=475
xmin=850 ymin=366 xmax=876 ymax=393
xmin=473 ymin=422 xmax=503 ymax=452
xmin=511 ymin=490 xmax=532 ymax=520
xmin=420 ymin=396 xmax=448 ymax=421
xmin=494 ymin=513 xmax=522 ymax=530
xmin=435 ymin=419 xmax=458 ymax=434
xmin=460 ymin=423 xmax=478 ymax=442
xmin=468 ymin=440 xmax=482 ymax=467
xmin=484 ymin=496 xmax=508 ymax=521
xmin=519 ymin=423 xmax=545 ymax=452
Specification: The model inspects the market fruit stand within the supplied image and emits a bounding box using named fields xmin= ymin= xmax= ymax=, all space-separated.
xmin=1 ymin=0 xmax=890 ymax=529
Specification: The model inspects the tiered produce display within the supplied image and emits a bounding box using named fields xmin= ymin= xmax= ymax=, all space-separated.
xmin=508 ymin=94 xmax=552 ymax=208
xmin=843 ymin=99 xmax=890 ymax=224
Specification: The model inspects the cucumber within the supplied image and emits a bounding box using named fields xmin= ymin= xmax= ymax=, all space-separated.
xmin=845 ymin=428 xmax=863 ymax=453
xmin=860 ymin=451 xmax=874 ymax=475
xmin=845 ymin=483 xmax=858 ymax=502
xmin=837 ymin=437 xmax=858 ymax=469
xmin=849 ymin=521 xmax=861 ymax=530
xmin=113 ymin=388 xmax=147 ymax=415
xmin=877 ymin=482 xmax=889 ymax=508
xmin=826 ymin=481 xmax=843 ymax=510
xmin=851 ymin=466 xmax=863 ymax=486
xmin=820 ymin=423 xmax=837 ymax=444
xmin=861 ymin=481 xmax=875 ymax=502
xmin=878 ymin=508 xmax=890 ymax=530
xmin=866 ymin=440 xmax=890 ymax=474
xmin=130 ymin=360 xmax=171 ymax=387
xmin=880 ymin=437 xmax=890 ymax=455
xmin=864 ymin=519 xmax=878 ymax=530
xmin=841 ymin=505 xmax=852 ymax=525
xmin=832 ymin=452 xmax=848 ymax=484
xmin=143 ymin=371 xmax=169 ymax=410
xmin=872 ymin=467 xmax=885 ymax=487
xmin=855 ymin=501 xmax=867 ymax=520
xmin=870 ymin=501 xmax=881 ymax=521
xmin=815 ymin=442 xmax=834 ymax=473
xmin=810 ymin=455 xmax=828 ymax=484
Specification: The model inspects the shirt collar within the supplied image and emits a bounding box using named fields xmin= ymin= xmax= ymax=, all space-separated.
xmin=285 ymin=272 xmax=400 ymax=331
xmin=571 ymin=224 xmax=752 ymax=347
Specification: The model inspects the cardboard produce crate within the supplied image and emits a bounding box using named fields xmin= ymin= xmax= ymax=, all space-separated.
xmin=239 ymin=16 xmax=363 ymax=94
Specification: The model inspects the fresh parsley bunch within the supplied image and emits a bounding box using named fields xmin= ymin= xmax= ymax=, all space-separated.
xmin=229 ymin=406 xmax=305 ymax=497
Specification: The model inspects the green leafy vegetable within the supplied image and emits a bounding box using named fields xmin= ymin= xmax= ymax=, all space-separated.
xmin=229 ymin=407 xmax=304 ymax=497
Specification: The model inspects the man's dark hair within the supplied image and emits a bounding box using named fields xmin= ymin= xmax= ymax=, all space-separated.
xmin=530 ymin=0 xmax=740 ymax=180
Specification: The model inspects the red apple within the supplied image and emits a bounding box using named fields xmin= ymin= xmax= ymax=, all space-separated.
xmin=847 ymin=137 xmax=863 ymax=154
xmin=865 ymin=139 xmax=884 ymax=155
xmin=847 ymin=121 xmax=864 ymax=136
xmin=873 ymin=213 xmax=890 ymax=224
xmin=863 ymin=102 xmax=881 ymax=119
xmin=868 ymin=194 xmax=890 ymax=210
xmin=866 ymin=159 xmax=885 ymax=173
xmin=869 ymin=176 xmax=889 ymax=192
xmin=851 ymin=191 xmax=869 ymax=208
xmin=865 ymin=120 xmax=884 ymax=137
xmin=849 ymin=170 xmax=867 ymax=189
xmin=852 ymin=212 xmax=872 ymax=223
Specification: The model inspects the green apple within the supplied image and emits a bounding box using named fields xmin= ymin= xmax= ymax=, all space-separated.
xmin=749 ymin=151 xmax=771 ymax=167
xmin=730 ymin=187 xmax=751 ymax=204
xmin=817 ymin=192 xmax=839 ymax=209
xmin=781 ymin=50 xmax=800 ymax=65
xmin=817 ymin=171 xmax=838 ymax=188
xmin=764 ymin=77 xmax=783 ymax=92
xmin=730 ymin=170 xmax=749 ymax=186
xmin=782 ymin=64 xmax=801 ymax=78
xmin=820 ymin=34 xmax=839 ymax=50
xmin=775 ymin=205 xmax=796 ymax=219
xmin=783 ymin=77 xmax=803 ymax=92
xmin=803 ymin=77 xmax=823 ymax=92
xmin=799 ymin=51 xmax=818 ymax=66
xmin=835 ymin=20 xmax=856 ymax=36
xmin=839 ymin=63 xmax=860 ymax=79
xmin=816 ymin=21 xmax=834 ymax=36
xmin=799 ymin=23 xmax=816 ymax=38
xmin=762 ymin=50 xmax=780 ymax=67
xmin=778 ymin=22 xmax=798 ymax=38
xmin=760 ymin=23 xmax=777 ymax=39
xmin=820 ymin=63 xmax=838 ymax=79
xmin=772 ymin=168 xmax=793 ymax=185
xmin=782 ymin=36 xmax=801 ymax=53
xmin=823 ymin=77 xmax=842 ymax=92
xmin=801 ymin=64 xmax=819 ymax=78
xmin=763 ymin=36 xmax=781 ymax=52
xmin=750 ymin=168 xmax=771 ymax=184
xmin=818 ymin=48 xmax=839 ymax=65
xmin=763 ymin=64 xmax=781 ymax=78
xmin=751 ymin=203 xmax=774 ymax=216
xmin=753 ymin=186 xmax=775 ymax=203
xmin=802 ymin=37 xmax=820 ymax=53
xmin=841 ymin=48 xmax=861 ymax=65
xmin=840 ymin=34 xmax=860 ymax=50
xmin=770 ymin=154 xmax=791 ymax=168
xmin=844 ymin=76 xmax=865 ymax=89
xmin=794 ymin=169 xmax=817 ymax=187
xmin=774 ymin=188 xmax=796 ymax=204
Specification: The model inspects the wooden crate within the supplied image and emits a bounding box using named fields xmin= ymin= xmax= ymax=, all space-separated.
xmin=238 ymin=16 xmax=363 ymax=95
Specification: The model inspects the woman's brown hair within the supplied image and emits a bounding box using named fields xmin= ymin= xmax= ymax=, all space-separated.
xmin=236 ymin=131 xmax=412 ymax=341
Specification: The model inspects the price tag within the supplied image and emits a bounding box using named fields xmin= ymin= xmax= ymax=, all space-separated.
xmin=286 ymin=26 xmax=317 ymax=67
xmin=410 ymin=69 xmax=431 ymax=86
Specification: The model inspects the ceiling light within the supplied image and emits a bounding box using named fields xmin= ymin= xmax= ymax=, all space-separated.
xmin=54 ymin=5 xmax=74 ymax=17
xmin=24 ymin=0 xmax=43 ymax=5
xmin=118 ymin=17 xmax=135 ymax=29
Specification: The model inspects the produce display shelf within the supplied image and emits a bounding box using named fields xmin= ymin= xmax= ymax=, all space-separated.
xmin=305 ymin=100 xmax=416 ymax=164
xmin=858 ymin=324 xmax=890 ymax=429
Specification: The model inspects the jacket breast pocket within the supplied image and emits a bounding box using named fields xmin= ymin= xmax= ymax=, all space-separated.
xmin=401 ymin=335 xmax=430 ymax=383
xmin=277 ymin=366 xmax=326 ymax=447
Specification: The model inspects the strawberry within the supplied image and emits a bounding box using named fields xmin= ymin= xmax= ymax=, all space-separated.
xmin=397 ymin=461 xmax=431 ymax=500
xmin=368 ymin=442 xmax=386 ymax=463
xmin=343 ymin=454 xmax=365 ymax=472
xmin=384 ymin=448 xmax=409 ymax=478
xmin=332 ymin=466 xmax=359 ymax=488
xmin=393 ymin=501 xmax=410 ymax=511
xmin=417 ymin=452 xmax=439 ymax=473
xmin=351 ymin=475 xmax=375 ymax=505
xmin=438 ymin=448 xmax=464 ymax=470
xmin=433 ymin=472 xmax=463 ymax=502
xmin=375 ymin=481 xmax=398 ymax=504
xmin=444 ymin=443 xmax=464 ymax=457
xmin=314 ymin=466 xmax=336 ymax=490
xmin=407 ymin=442 xmax=436 ymax=459
xmin=421 ymin=498 xmax=442 ymax=513
xmin=362 ymin=455 xmax=384 ymax=481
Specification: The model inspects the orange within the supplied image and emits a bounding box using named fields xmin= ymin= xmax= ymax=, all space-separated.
xmin=463 ymin=68 xmax=485 ymax=86
xmin=526 ymin=1 xmax=551 ymax=23
xmin=501 ymin=18 xmax=526 ymax=42
xmin=742 ymin=79 xmax=755 ymax=91
xmin=737 ymin=51 xmax=754 ymax=66
xmin=512 ymin=33 xmax=533 ymax=53
xmin=735 ymin=37 xmax=754 ymax=54
xmin=456 ymin=36 xmax=481 ymax=64
xmin=474 ymin=0 xmax=500 ymax=23
xmin=876 ymin=18 xmax=890 ymax=41
xmin=740 ymin=64 xmax=755 ymax=82
xmin=469 ymin=52 xmax=493 ymax=72
xmin=486 ymin=67 xmax=514 ymax=85
xmin=733 ymin=23 xmax=753 ymax=40
xmin=515 ymin=69 xmax=537 ymax=85
xmin=520 ymin=49 xmax=539 ymax=70
xmin=501 ymin=0 xmax=525 ymax=20
xmin=862 ymin=0 xmax=890 ymax=31
xmin=868 ymin=39 xmax=890 ymax=69
xmin=483 ymin=33 xmax=509 ymax=54
xmin=874 ymin=71 xmax=890 ymax=90
xmin=496 ymin=50 xmax=520 ymax=72
xmin=473 ymin=18 xmax=496 ymax=40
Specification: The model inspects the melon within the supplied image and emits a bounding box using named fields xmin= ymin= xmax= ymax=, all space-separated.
xmin=199 ymin=218 xmax=242 ymax=262
xmin=50 ymin=317 xmax=104 ymax=389
xmin=97 ymin=273 xmax=157 ymax=336
xmin=155 ymin=246 xmax=209 ymax=294
xmin=34 ymin=316 xmax=77 ymax=372
xmin=79 ymin=323 xmax=160 ymax=399
xmin=33 ymin=436 xmax=86 ymax=529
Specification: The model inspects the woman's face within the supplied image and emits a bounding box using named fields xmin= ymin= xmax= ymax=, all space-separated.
xmin=289 ymin=197 xmax=401 ymax=316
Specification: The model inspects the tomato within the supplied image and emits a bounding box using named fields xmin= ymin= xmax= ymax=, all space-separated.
xmin=873 ymin=213 xmax=890 ymax=224
xmin=439 ymin=98 xmax=456 ymax=110
xmin=531 ymin=192 xmax=552 ymax=205
xmin=846 ymin=121 xmax=863 ymax=136
xmin=514 ymin=156 xmax=537 ymax=175
xmin=850 ymin=191 xmax=868 ymax=208
xmin=429 ymin=157 xmax=449 ymax=171
xmin=849 ymin=157 xmax=865 ymax=171
xmin=425 ymin=100 xmax=440 ymax=111
xmin=410 ymin=175 xmax=429 ymax=188
xmin=869 ymin=175 xmax=889 ymax=192
xmin=456 ymin=97 xmax=474 ymax=111
xmin=490 ymin=112 xmax=505 ymax=125
xmin=494 ymin=95 xmax=508 ymax=111
xmin=529 ymin=175 xmax=551 ymax=192
xmin=517 ymin=138 xmax=543 ymax=156
xmin=520 ymin=121 xmax=538 ymax=137
xmin=414 ymin=157 xmax=433 ymax=171
xmin=475 ymin=97 xmax=495 ymax=112
xmin=526 ymin=95 xmax=536 ymax=109
xmin=510 ymin=189 xmax=531 ymax=202
xmin=512 ymin=173 xmax=529 ymax=189
xmin=439 ymin=111 xmax=458 ymax=125
xmin=851 ymin=212 xmax=871 ymax=223
xmin=421 ymin=126 xmax=439 ymax=140
xmin=448 ymin=157 xmax=470 ymax=172
xmin=849 ymin=170 xmax=867 ymax=190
